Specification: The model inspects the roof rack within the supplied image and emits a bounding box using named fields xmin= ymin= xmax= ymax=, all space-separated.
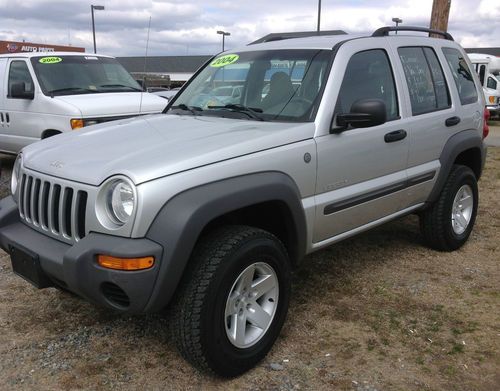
xmin=372 ymin=26 xmax=454 ymax=41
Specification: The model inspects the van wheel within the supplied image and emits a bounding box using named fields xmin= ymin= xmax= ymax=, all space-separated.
xmin=170 ymin=225 xmax=291 ymax=377
xmin=420 ymin=164 xmax=478 ymax=251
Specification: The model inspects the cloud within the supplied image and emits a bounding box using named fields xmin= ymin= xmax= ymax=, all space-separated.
xmin=0 ymin=0 xmax=498 ymax=56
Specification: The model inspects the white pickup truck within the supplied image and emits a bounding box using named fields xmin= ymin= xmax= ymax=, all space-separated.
xmin=0 ymin=52 xmax=166 ymax=154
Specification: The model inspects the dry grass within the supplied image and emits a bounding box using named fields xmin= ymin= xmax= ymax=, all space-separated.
xmin=0 ymin=147 xmax=498 ymax=391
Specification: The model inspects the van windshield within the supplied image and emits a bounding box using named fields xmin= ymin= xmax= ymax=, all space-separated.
xmin=168 ymin=49 xmax=332 ymax=122
xmin=31 ymin=55 xmax=142 ymax=96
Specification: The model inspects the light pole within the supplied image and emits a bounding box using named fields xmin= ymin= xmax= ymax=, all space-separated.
xmin=91 ymin=5 xmax=105 ymax=54
xmin=392 ymin=17 xmax=402 ymax=34
xmin=217 ymin=30 xmax=230 ymax=52
xmin=317 ymin=0 xmax=321 ymax=33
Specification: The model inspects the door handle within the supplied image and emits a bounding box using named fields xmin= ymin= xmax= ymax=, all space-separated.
xmin=445 ymin=116 xmax=461 ymax=127
xmin=384 ymin=129 xmax=407 ymax=143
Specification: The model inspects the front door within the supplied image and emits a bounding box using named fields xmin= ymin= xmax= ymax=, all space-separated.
xmin=313 ymin=44 xmax=409 ymax=243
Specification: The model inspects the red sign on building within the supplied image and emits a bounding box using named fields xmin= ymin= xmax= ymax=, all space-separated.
xmin=0 ymin=40 xmax=85 ymax=54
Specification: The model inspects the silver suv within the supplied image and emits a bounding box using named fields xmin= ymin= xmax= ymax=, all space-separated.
xmin=0 ymin=26 xmax=488 ymax=376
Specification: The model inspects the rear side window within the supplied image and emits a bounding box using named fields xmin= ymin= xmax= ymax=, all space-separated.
xmin=335 ymin=49 xmax=399 ymax=121
xmin=7 ymin=61 xmax=34 ymax=97
xmin=398 ymin=47 xmax=450 ymax=115
xmin=442 ymin=48 xmax=478 ymax=105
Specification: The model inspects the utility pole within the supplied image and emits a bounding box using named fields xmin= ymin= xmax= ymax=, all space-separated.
xmin=317 ymin=0 xmax=321 ymax=33
xmin=430 ymin=0 xmax=451 ymax=37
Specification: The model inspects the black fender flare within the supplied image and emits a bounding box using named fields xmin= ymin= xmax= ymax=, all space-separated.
xmin=144 ymin=171 xmax=306 ymax=312
xmin=427 ymin=129 xmax=486 ymax=204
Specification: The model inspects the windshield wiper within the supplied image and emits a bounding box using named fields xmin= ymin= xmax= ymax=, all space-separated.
xmin=99 ymin=84 xmax=143 ymax=92
xmin=48 ymin=87 xmax=96 ymax=95
xmin=207 ymin=104 xmax=264 ymax=121
xmin=170 ymin=104 xmax=203 ymax=116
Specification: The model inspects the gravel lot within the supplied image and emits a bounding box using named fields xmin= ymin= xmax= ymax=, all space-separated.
xmin=0 ymin=125 xmax=499 ymax=391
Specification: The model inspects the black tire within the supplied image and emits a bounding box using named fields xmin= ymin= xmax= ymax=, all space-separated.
xmin=420 ymin=164 xmax=478 ymax=251
xmin=170 ymin=225 xmax=291 ymax=377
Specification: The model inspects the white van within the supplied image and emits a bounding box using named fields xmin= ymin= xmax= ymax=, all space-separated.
xmin=0 ymin=52 xmax=167 ymax=154
xmin=468 ymin=53 xmax=500 ymax=118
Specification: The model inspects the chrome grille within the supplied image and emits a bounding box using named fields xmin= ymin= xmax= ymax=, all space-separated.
xmin=18 ymin=172 xmax=88 ymax=243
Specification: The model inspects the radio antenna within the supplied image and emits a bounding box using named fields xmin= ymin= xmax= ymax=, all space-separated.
xmin=139 ymin=16 xmax=152 ymax=114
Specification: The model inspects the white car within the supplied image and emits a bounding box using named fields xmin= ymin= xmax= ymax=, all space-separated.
xmin=0 ymin=52 xmax=167 ymax=154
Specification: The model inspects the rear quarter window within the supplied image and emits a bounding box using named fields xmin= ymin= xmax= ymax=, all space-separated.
xmin=442 ymin=48 xmax=479 ymax=105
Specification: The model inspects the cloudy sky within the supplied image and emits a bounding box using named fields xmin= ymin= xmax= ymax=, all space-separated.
xmin=0 ymin=0 xmax=498 ymax=57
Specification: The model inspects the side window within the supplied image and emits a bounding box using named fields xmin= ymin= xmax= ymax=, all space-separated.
xmin=335 ymin=49 xmax=399 ymax=121
xmin=398 ymin=47 xmax=450 ymax=115
xmin=442 ymin=48 xmax=478 ymax=105
xmin=487 ymin=76 xmax=498 ymax=90
xmin=478 ymin=65 xmax=486 ymax=86
xmin=8 ymin=61 xmax=34 ymax=97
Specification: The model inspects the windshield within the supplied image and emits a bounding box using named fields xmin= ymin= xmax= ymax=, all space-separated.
xmin=168 ymin=49 xmax=332 ymax=122
xmin=31 ymin=55 xmax=142 ymax=96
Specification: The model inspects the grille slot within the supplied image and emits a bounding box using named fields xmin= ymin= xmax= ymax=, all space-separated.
xmin=101 ymin=282 xmax=130 ymax=308
xmin=18 ymin=172 xmax=88 ymax=243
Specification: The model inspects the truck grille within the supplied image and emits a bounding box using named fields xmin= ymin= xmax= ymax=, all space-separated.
xmin=18 ymin=173 xmax=88 ymax=243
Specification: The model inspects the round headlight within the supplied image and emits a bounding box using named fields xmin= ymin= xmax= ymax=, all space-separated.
xmin=11 ymin=154 xmax=22 ymax=196
xmin=106 ymin=179 xmax=135 ymax=225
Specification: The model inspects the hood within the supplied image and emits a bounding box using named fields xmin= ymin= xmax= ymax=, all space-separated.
xmin=54 ymin=92 xmax=166 ymax=117
xmin=22 ymin=114 xmax=314 ymax=186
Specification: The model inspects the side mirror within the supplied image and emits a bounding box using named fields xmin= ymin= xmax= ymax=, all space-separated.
xmin=10 ymin=82 xmax=34 ymax=100
xmin=333 ymin=99 xmax=386 ymax=132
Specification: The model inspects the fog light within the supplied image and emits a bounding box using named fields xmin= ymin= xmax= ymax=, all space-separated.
xmin=97 ymin=255 xmax=154 ymax=271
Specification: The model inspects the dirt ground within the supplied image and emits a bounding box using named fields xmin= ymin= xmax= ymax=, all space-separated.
xmin=0 ymin=127 xmax=498 ymax=391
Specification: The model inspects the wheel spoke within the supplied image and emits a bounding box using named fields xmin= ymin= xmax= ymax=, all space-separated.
xmin=234 ymin=314 xmax=247 ymax=346
xmin=251 ymin=274 xmax=275 ymax=299
xmin=236 ymin=264 xmax=255 ymax=293
xmin=225 ymin=293 xmax=238 ymax=315
xmin=461 ymin=194 xmax=473 ymax=210
xmin=247 ymin=303 xmax=271 ymax=329
xmin=455 ymin=212 xmax=468 ymax=229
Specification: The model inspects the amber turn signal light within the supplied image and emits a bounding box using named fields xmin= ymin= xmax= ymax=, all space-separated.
xmin=97 ymin=255 xmax=154 ymax=271
xmin=70 ymin=119 xmax=84 ymax=130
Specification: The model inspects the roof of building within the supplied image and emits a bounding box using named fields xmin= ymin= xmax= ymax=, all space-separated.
xmin=465 ymin=47 xmax=500 ymax=56
xmin=117 ymin=55 xmax=212 ymax=74
xmin=0 ymin=52 xmax=111 ymax=58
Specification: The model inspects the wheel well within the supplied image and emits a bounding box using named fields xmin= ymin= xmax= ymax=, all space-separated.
xmin=454 ymin=147 xmax=482 ymax=179
xmin=200 ymin=201 xmax=300 ymax=266
xmin=41 ymin=129 xmax=61 ymax=139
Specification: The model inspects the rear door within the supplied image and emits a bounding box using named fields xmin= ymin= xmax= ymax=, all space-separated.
xmin=313 ymin=40 xmax=409 ymax=243
xmin=389 ymin=41 xmax=482 ymax=209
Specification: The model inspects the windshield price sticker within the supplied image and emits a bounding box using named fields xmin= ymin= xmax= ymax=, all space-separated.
xmin=39 ymin=57 xmax=62 ymax=64
xmin=210 ymin=54 xmax=239 ymax=68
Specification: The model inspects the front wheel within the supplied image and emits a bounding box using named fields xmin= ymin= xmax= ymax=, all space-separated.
xmin=170 ymin=225 xmax=291 ymax=377
xmin=420 ymin=164 xmax=478 ymax=251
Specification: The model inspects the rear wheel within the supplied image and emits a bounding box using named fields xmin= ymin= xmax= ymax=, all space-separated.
xmin=420 ymin=164 xmax=478 ymax=251
xmin=170 ymin=225 xmax=291 ymax=377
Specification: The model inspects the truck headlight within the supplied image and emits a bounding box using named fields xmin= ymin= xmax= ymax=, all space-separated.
xmin=104 ymin=178 xmax=136 ymax=226
xmin=11 ymin=154 xmax=22 ymax=197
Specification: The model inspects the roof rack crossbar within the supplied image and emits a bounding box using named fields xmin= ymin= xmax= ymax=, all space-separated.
xmin=372 ymin=26 xmax=454 ymax=41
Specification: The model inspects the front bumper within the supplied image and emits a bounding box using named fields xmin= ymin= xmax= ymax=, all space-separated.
xmin=0 ymin=196 xmax=163 ymax=313
xmin=486 ymin=104 xmax=500 ymax=116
